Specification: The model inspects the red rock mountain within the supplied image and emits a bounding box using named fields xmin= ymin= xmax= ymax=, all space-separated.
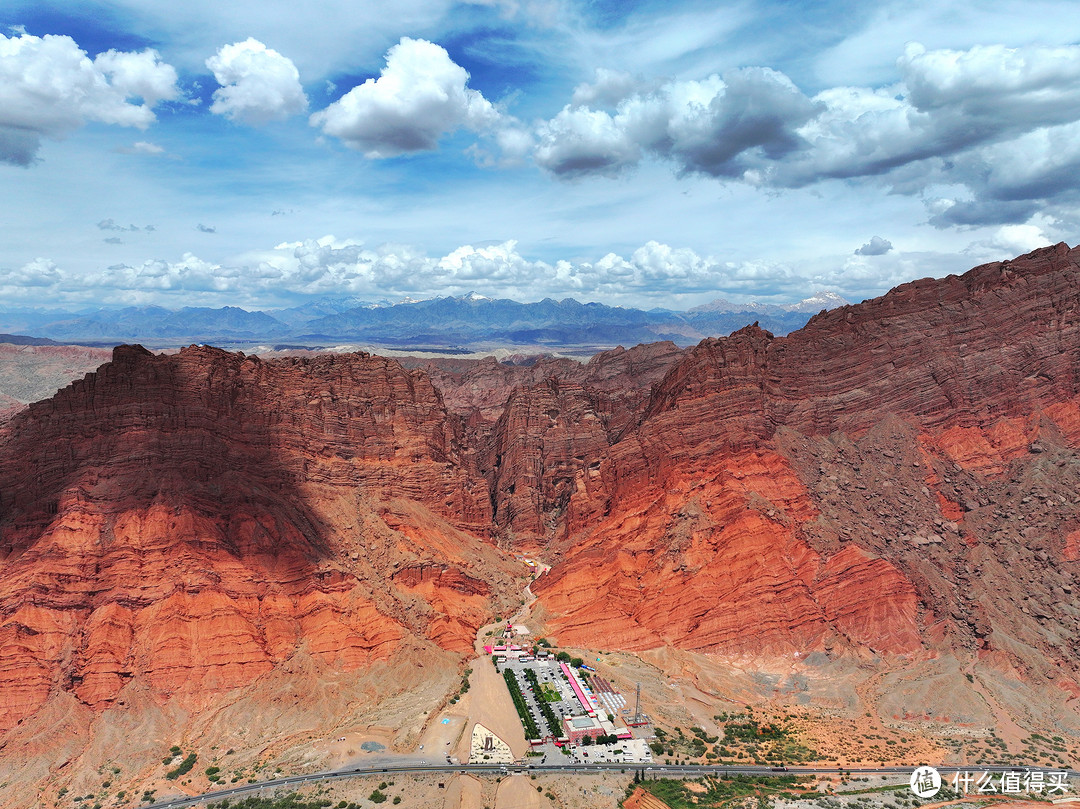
xmin=4 ymin=244 xmax=1080 ymax=798
xmin=534 ymin=242 xmax=1080 ymax=687
xmin=0 ymin=346 xmax=517 ymax=735
xmin=405 ymin=342 xmax=684 ymax=545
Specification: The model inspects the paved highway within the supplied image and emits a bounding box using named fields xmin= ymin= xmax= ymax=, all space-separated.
xmin=145 ymin=762 xmax=1079 ymax=808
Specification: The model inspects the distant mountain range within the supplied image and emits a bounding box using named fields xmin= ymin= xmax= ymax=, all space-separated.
xmin=0 ymin=291 xmax=851 ymax=349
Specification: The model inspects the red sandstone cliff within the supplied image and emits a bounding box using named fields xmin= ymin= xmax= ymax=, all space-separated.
xmin=533 ymin=243 xmax=1080 ymax=678
xmin=401 ymin=341 xmax=683 ymax=427
xmin=0 ymin=346 xmax=518 ymax=733
xmin=406 ymin=342 xmax=684 ymax=545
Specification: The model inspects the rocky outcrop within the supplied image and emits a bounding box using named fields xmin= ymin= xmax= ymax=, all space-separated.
xmin=409 ymin=342 xmax=684 ymax=545
xmin=485 ymin=378 xmax=613 ymax=541
xmin=534 ymin=244 xmax=1080 ymax=671
xmin=0 ymin=340 xmax=682 ymax=737
xmin=391 ymin=562 xmax=490 ymax=595
xmin=403 ymin=340 xmax=683 ymax=427
xmin=0 ymin=346 xmax=517 ymax=732
xmin=534 ymin=445 xmax=923 ymax=656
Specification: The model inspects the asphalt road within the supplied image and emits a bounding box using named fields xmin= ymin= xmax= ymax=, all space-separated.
xmin=145 ymin=762 xmax=1079 ymax=808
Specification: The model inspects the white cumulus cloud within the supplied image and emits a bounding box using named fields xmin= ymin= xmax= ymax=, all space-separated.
xmin=207 ymin=38 xmax=308 ymax=125
xmin=5 ymin=257 xmax=63 ymax=288
xmin=246 ymin=236 xmax=811 ymax=303
xmin=0 ymin=32 xmax=179 ymax=165
xmin=534 ymin=106 xmax=641 ymax=177
xmin=963 ymin=222 xmax=1054 ymax=262
xmin=571 ymin=68 xmax=645 ymax=108
xmin=900 ymin=42 xmax=1080 ymax=124
xmin=855 ymin=236 xmax=893 ymax=256
xmin=535 ymin=40 xmax=1080 ymax=234
xmin=537 ymin=68 xmax=819 ymax=179
xmin=778 ymin=42 xmax=1080 ymax=189
xmin=94 ymin=48 xmax=181 ymax=108
xmin=310 ymin=37 xmax=501 ymax=157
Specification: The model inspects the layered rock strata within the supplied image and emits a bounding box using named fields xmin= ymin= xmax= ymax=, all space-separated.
xmin=534 ymin=243 xmax=1080 ymax=678
xmin=0 ymin=346 xmax=517 ymax=732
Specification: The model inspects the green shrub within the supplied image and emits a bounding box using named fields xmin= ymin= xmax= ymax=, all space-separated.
xmin=166 ymin=753 xmax=197 ymax=780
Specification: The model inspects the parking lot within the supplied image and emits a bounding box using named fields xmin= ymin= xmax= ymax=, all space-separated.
xmin=497 ymin=658 xmax=582 ymax=739
xmin=562 ymin=738 xmax=654 ymax=764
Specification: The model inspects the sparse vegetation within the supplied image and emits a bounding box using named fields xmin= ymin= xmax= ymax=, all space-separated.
xmin=206 ymin=796 xmax=346 ymax=809
xmin=166 ymin=752 xmax=197 ymax=779
xmin=691 ymin=713 xmax=821 ymax=763
xmin=631 ymin=773 xmax=809 ymax=809
xmin=448 ymin=666 xmax=473 ymax=704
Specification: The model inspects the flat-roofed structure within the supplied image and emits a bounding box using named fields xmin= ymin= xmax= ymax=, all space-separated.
xmin=563 ymin=714 xmax=604 ymax=744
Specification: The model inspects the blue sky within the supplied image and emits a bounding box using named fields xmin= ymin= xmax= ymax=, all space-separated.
xmin=1 ymin=0 xmax=1078 ymax=310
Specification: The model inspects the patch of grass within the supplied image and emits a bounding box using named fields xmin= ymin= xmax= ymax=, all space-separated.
xmin=636 ymin=774 xmax=811 ymax=809
xmin=206 ymin=796 xmax=345 ymax=808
